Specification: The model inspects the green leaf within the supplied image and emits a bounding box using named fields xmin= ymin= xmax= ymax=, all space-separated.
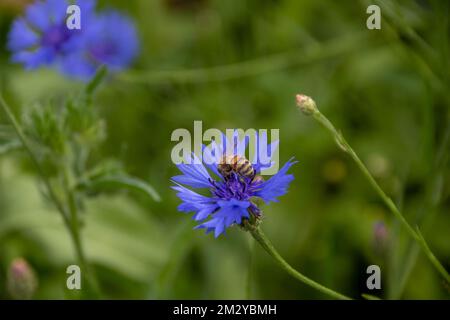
xmin=82 ymin=175 xmax=161 ymax=202
xmin=361 ymin=293 xmax=382 ymax=300
xmin=0 ymin=124 xmax=15 ymax=138
xmin=0 ymin=140 xmax=22 ymax=154
xmin=0 ymin=124 xmax=21 ymax=154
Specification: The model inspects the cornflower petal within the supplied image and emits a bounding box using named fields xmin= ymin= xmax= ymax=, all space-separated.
xmin=255 ymin=158 xmax=297 ymax=203
xmin=7 ymin=19 xmax=39 ymax=51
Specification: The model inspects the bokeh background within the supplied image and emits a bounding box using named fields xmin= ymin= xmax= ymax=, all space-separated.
xmin=0 ymin=0 xmax=449 ymax=299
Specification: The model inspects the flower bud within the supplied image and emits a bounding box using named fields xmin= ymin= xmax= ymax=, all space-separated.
xmin=7 ymin=258 xmax=38 ymax=300
xmin=373 ymin=221 xmax=389 ymax=254
xmin=296 ymin=94 xmax=317 ymax=115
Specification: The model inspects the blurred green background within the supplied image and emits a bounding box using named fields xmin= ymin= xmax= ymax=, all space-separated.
xmin=0 ymin=0 xmax=449 ymax=299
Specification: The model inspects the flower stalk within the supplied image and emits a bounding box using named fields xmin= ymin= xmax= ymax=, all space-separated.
xmin=296 ymin=94 xmax=450 ymax=284
xmin=250 ymin=227 xmax=351 ymax=300
xmin=0 ymin=94 xmax=101 ymax=298
xmin=120 ymin=32 xmax=373 ymax=85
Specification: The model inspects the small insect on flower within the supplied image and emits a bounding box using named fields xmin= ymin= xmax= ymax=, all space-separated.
xmin=172 ymin=131 xmax=297 ymax=238
xmin=218 ymin=154 xmax=256 ymax=181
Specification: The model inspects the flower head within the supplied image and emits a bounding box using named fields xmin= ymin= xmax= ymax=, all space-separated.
xmin=7 ymin=0 xmax=96 ymax=70
xmin=61 ymin=11 xmax=139 ymax=79
xmin=7 ymin=0 xmax=139 ymax=80
xmin=296 ymin=94 xmax=317 ymax=115
xmin=172 ymin=131 xmax=296 ymax=237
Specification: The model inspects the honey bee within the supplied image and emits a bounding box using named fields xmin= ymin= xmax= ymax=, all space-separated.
xmin=218 ymin=155 xmax=255 ymax=180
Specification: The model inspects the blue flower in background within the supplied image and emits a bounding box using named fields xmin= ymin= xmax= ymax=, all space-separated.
xmin=7 ymin=0 xmax=138 ymax=80
xmin=61 ymin=11 xmax=139 ymax=79
xmin=172 ymin=132 xmax=296 ymax=238
xmin=7 ymin=0 xmax=95 ymax=70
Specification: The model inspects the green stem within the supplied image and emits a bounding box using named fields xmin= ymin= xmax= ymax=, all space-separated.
xmin=392 ymin=117 xmax=450 ymax=298
xmin=63 ymin=168 xmax=101 ymax=298
xmin=250 ymin=227 xmax=351 ymax=300
xmin=0 ymin=95 xmax=102 ymax=297
xmin=310 ymin=108 xmax=450 ymax=284
xmin=415 ymin=228 xmax=450 ymax=284
xmin=245 ymin=236 xmax=255 ymax=299
xmin=119 ymin=32 xmax=374 ymax=85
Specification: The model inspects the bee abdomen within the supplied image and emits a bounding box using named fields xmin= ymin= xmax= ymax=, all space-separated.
xmin=219 ymin=155 xmax=255 ymax=179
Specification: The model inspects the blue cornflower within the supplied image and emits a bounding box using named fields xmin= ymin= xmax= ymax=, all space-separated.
xmin=172 ymin=131 xmax=297 ymax=238
xmin=7 ymin=0 xmax=96 ymax=70
xmin=60 ymin=11 xmax=139 ymax=79
xmin=7 ymin=0 xmax=139 ymax=80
